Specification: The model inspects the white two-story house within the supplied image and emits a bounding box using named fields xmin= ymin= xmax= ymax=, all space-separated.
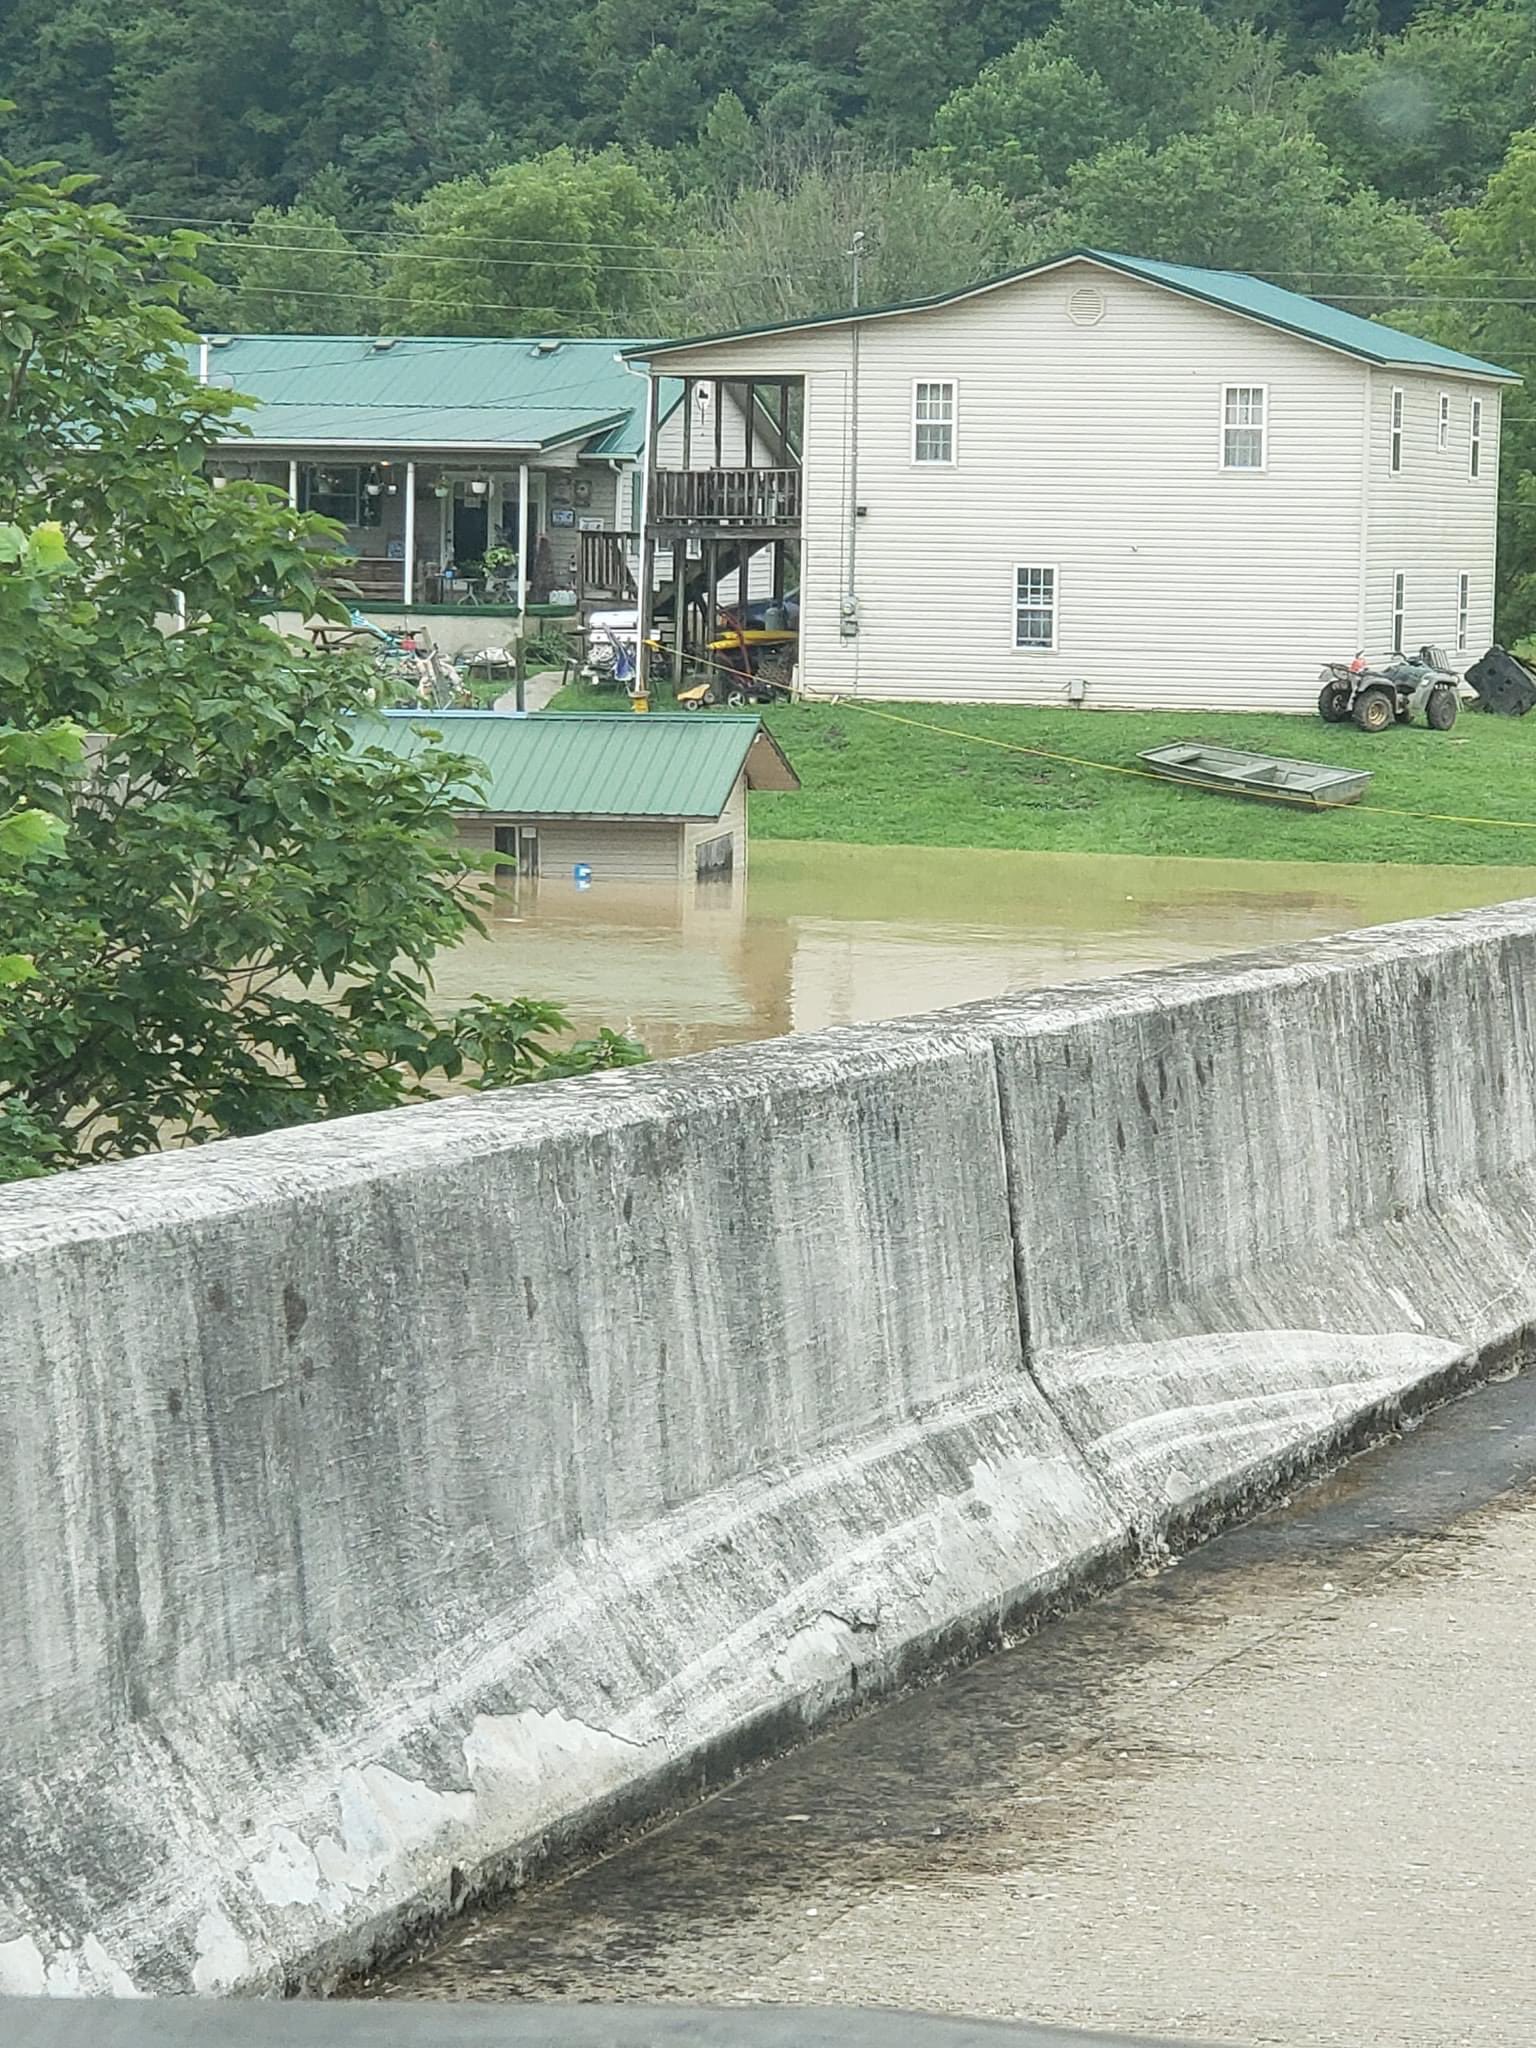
xmin=626 ymin=250 xmax=1517 ymax=710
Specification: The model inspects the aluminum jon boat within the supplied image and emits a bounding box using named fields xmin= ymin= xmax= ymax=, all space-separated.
xmin=1137 ymin=741 xmax=1372 ymax=808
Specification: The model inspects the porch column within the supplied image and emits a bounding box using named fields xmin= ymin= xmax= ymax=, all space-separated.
xmin=287 ymin=459 xmax=298 ymax=509
xmin=516 ymin=459 xmax=531 ymax=619
xmin=403 ymin=460 xmax=416 ymax=604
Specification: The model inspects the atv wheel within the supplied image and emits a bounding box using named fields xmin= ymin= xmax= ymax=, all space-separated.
xmin=1352 ymin=685 xmax=1396 ymax=733
xmin=1426 ymin=685 xmax=1459 ymax=731
xmin=1317 ymin=681 xmax=1352 ymax=723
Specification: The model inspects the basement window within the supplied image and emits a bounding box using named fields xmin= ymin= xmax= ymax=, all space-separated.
xmin=1221 ymin=385 xmax=1266 ymax=470
xmin=1392 ymin=571 xmax=1406 ymax=653
xmin=1458 ymin=572 xmax=1470 ymax=653
xmin=1014 ymin=565 xmax=1057 ymax=651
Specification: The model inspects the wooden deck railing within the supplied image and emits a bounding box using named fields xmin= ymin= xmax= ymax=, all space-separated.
xmin=651 ymin=467 xmax=802 ymax=528
xmin=577 ymin=529 xmax=638 ymax=600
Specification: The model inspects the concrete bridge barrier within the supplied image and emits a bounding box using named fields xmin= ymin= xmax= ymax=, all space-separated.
xmin=984 ymin=904 xmax=1536 ymax=1535
xmin=2 ymin=902 xmax=1534 ymax=1996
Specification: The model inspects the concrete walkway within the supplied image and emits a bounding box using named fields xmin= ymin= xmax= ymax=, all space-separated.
xmin=379 ymin=1367 xmax=1536 ymax=2047
xmin=492 ymin=669 xmax=565 ymax=712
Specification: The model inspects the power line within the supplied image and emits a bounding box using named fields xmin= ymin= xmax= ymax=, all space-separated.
xmin=196 ymin=234 xmax=685 ymax=279
xmin=122 ymin=209 xmax=697 ymax=261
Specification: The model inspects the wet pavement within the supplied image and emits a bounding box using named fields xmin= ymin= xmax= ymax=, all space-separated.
xmin=377 ymin=1366 xmax=1536 ymax=2048
xmin=431 ymin=843 xmax=1536 ymax=1057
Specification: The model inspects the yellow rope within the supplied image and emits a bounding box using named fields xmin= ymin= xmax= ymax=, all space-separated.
xmin=826 ymin=698 xmax=1536 ymax=835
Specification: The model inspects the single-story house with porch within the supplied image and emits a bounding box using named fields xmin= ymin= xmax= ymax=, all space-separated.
xmin=625 ymin=249 xmax=1519 ymax=711
xmin=195 ymin=334 xmax=779 ymax=655
xmin=356 ymin=711 xmax=799 ymax=883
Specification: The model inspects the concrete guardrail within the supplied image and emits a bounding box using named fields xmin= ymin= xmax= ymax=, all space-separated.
xmin=2 ymin=902 xmax=1534 ymax=1997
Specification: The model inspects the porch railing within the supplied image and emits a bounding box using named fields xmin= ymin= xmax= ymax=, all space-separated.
xmin=578 ymin=529 xmax=638 ymax=601
xmin=651 ymin=467 xmax=802 ymax=528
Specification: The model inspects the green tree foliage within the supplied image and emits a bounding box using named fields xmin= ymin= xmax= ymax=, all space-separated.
xmin=380 ymin=148 xmax=675 ymax=335
xmin=929 ymin=0 xmax=1289 ymax=201
xmin=1304 ymin=0 xmax=1536 ymax=205
xmin=929 ymin=51 xmax=1126 ymax=198
xmin=1408 ymin=130 xmax=1536 ymax=637
xmin=193 ymin=203 xmax=380 ymax=332
xmin=0 ymin=152 xmax=641 ymax=1179
xmin=670 ymin=139 xmax=1029 ymax=331
xmin=1052 ymin=113 xmax=1434 ymax=287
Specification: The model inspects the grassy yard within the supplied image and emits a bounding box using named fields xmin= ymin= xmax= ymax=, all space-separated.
xmin=545 ymin=684 xmax=1536 ymax=868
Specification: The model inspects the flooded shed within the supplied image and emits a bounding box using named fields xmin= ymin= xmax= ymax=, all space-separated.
xmin=358 ymin=711 xmax=799 ymax=883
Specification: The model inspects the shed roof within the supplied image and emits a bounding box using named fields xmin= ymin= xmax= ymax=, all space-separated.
xmin=627 ymin=249 xmax=1518 ymax=383
xmin=194 ymin=335 xmax=680 ymax=455
xmin=354 ymin=712 xmax=799 ymax=820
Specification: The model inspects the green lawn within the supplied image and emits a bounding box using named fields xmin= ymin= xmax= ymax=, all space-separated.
xmin=545 ymin=685 xmax=1536 ymax=868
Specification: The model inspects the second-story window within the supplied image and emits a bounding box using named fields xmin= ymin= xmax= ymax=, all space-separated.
xmin=1222 ymin=385 xmax=1266 ymax=469
xmin=913 ymin=380 xmax=956 ymax=464
xmin=1471 ymin=397 xmax=1484 ymax=478
xmin=1438 ymin=393 xmax=1450 ymax=450
xmin=1390 ymin=388 xmax=1404 ymax=474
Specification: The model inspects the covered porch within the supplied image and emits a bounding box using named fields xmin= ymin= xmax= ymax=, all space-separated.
xmin=208 ymin=450 xmax=626 ymax=623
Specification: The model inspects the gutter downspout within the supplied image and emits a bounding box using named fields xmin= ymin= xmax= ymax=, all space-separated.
xmin=842 ymin=232 xmax=865 ymax=644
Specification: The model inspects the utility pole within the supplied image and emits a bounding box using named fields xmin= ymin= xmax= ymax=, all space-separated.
xmin=843 ymin=229 xmax=866 ymax=642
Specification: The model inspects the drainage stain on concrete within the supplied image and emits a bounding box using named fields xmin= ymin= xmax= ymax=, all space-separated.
xmin=376 ymin=1368 xmax=1536 ymax=2048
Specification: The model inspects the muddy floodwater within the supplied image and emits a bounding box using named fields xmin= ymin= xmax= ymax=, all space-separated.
xmin=430 ymin=841 xmax=1536 ymax=1056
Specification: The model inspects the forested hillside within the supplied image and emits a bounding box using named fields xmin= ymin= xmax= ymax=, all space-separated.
xmin=4 ymin=0 xmax=1536 ymax=621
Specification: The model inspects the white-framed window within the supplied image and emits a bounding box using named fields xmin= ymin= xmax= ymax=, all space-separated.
xmin=1471 ymin=397 xmax=1484 ymax=478
xmin=912 ymin=380 xmax=956 ymax=464
xmin=1013 ymin=565 xmax=1057 ymax=650
xmin=1221 ymin=385 xmax=1266 ymax=469
xmin=1438 ymin=393 xmax=1450 ymax=450
xmin=1390 ymin=387 xmax=1404 ymax=474
xmin=1457 ymin=572 xmax=1470 ymax=652
xmin=1392 ymin=571 xmax=1406 ymax=652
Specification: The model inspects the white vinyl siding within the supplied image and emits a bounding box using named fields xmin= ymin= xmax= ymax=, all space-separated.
xmin=1457 ymin=572 xmax=1470 ymax=653
xmin=1390 ymin=388 xmax=1404 ymax=474
xmin=1392 ymin=571 xmax=1405 ymax=652
xmin=525 ymin=820 xmax=685 ymax=885
xmin=1366 ymin=376 xmax=1499 ymax=678
xmin=1438 ymin=393 xmax=1450 ymax=450
xmin=1222 ymin=385 xmax=1266 ymax=470
xmin=652 ymin=261 xmax=1503 ymax=708
xmin=1013 ymin=566 xmax=1057 ymax=650
xmin=1471 ymin=398 xmax=1484 ymax=478
xmin=913 ymin=380 xmax=956 ymax=464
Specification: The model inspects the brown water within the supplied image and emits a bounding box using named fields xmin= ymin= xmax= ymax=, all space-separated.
xmin=431 ymin=842 xmax=1536 ymax=1058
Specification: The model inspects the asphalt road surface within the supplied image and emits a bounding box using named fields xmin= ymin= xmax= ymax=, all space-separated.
xmin=378 ymin=1365 xmax=1536 ymax=2048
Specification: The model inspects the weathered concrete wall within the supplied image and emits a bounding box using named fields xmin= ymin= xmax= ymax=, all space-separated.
xmin=2 ymin=902 xmax=1535 ymax=1997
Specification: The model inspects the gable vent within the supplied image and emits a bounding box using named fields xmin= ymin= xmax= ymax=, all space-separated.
xmin=1067 ymin=285 xmax=1106 ymax=327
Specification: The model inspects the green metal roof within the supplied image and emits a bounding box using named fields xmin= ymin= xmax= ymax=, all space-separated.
xmin=353 ymin=712 xmax=799 ymax=820
xmin=628 ymin=249 xmax=1518 ymax=383
xmin=193 ymin=335 xmax=682 ymax=454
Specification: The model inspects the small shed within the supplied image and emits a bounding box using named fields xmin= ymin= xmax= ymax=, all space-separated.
xmin=358 ymin=711 xmax=800 ymax=883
